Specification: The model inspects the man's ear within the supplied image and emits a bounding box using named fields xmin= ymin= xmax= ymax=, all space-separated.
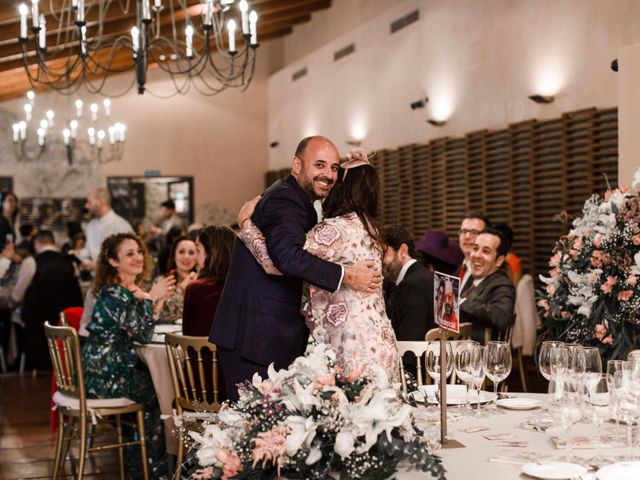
xmin=292 ymin=156 xmax=302 ymax=176
xmin=399 ymin=243 xmax=410 ymax=259
xmin=495 ymin=254 xmax=506 ymax=268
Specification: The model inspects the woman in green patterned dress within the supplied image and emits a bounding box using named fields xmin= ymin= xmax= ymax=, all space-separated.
xmin=82 ymin=233 xmax=175 ymax=478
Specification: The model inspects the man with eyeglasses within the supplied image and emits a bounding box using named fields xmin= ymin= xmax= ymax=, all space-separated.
xmin=457 ymin=212 xmax=491 ymax=291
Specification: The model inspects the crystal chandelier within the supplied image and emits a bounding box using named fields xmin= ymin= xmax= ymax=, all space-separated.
xmin=17 ymin=0 xmax=259 ymax=96
xmin=11 ymin=90 xmax=126 ymax=163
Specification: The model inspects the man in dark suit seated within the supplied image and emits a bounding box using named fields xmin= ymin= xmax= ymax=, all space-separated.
xmin=211 ymin=136 xmax=382 ymax=401
xmin=382 ymin=225 xmax=434 ymax=377
xmin=460 ymin=227 xmax=515 ymax=344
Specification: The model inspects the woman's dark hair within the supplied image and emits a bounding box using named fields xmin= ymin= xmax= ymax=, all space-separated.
xmin=1 ymin=192 xmax=18 ymax=222
xmin=92 ymin=233 xmax=153 ymax=294
xmin=323 ymin=164 xmax=385 ymax=258
xmin=196 ymin=225 xmax=235 ymax=283
xmin=166 ymin=233 xmax=198 ymax=275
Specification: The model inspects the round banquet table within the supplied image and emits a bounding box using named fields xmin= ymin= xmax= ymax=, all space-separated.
xmin=394 ymin=393 xmax=629 ymax=479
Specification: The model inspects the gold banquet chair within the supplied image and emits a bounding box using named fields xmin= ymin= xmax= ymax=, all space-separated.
xmin=165 ymin=333 xmax=222 ymax=479
xmin=44 ymin=322 xmax=149 ymax=480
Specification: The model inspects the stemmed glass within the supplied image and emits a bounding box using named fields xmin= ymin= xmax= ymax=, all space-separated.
xmin=454 ymin=340 xmax=478 ymax=411
xmin=613 ymin=369 xmax=640 ymax=460
xmin=425 ymin=341 xmax=454 ymax=405
xmin=548 ymin=375 xmax=583 ymax=462
xmin=468 ymin=344 xmax=486 ymax=416
xmin=580 ymin=346 xmax=603 ymax=400
xmin=484 ymin=341 xmax=512 ymax=411
xmin=584 ymin=373 xmax=612 ymax=464
xmin=606 ymin=360 xmax=626 ymax=433
xmin=539 ymin=341 xmax=566 ymax=380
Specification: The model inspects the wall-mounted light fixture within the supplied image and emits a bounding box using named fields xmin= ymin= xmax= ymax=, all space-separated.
xmin=528 ymin=94 xmax=554 ymax=104
xmin=269 ymin=141 xmax=279 ymax=148
xmin=410 ymin=97 xmax=429 ymax=110
xmin=346 ymin=139 xmax=362 ymax=147
xmin=611 ymin=59 xmax=619 ymax=72
xmin=426 ymin=119 xmax=446 ymax=127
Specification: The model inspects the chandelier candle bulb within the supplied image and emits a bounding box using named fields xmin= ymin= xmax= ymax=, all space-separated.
xmin=12 ymin=124 xmax=20 ymax=143
xmin=204 ymin=0 xmax=213 ymax=27
xmin=19 ymin=3 xmax=28 ymax=40
xmin=19 ymin=122 xmax=27 ymax=141
xmin=97 ymin=129 xmax=105 ymax=149
xmin=142 ymin=0 xmax=151 ymax=21
xmin=26 ymin=90 xmax=35 ymax=106
xmin=108 ymin=126 xmax=116 ymax=144
xmin=62 ymin=128 xmax=70 ymax=145
xmin=87 ymin=127 xmax=95 ymax=145
xmin=90 ymin=103 xmax=98 ymax=121
xmin=38 ymin=15 xmax=46 ymax=49
xmin=131 ymin=26 xmax=140 ymax=54
xmin=239 ymin=0 xmax=249 ymax=35
xmin=37 ymin=127 xmax=45 ymax=146
xmin=249 ymin=10 xmax=257 ymax=45
xmin=69 ymin=120 xmax=78 ymax=138
xmin=39 ymin=119 xmax=48 ymax=131
xmin=75 ymin=99 xmax=83 ymax=117
xmin=185 ymin=25 xmax=194 ymax=58
xmin=103 ymin=98 xmax=111 ymax=116
xmin=24 ymin=104 xmax=32 ymax=122
xmin=154 ymin=0 xmax=161 ymax=9
xmin=227 ymin=20 xmax=236 ymax=53
xmin=77 ymin=0 xmax=84 ymax=23
xmin=80 ymin=25 xmax=87 ymax=55
xmin=46 ymin=110 xmax=54 ymax=126
xmin=31 ymin=0 xmax=39 ymax=29
xmin=72 ymin=0 xmax=77 ymax=7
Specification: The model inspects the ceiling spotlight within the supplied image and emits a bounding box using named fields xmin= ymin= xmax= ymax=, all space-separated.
xmin=426 ymin=119 xmax=446 ymax=127
xmin=410 ymin=97 xmax=429 ymax=110
xmin=346 ymin=140 xmax=362 ymax=147
xmin=269 ymin=141 xmax=279 ymax=148
xmin=611 ymin=59 xmax=619 ymax=72
xmin=528 ymin=94 xmax=554 ymax=104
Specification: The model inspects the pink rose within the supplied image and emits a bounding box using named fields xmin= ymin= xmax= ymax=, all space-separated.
xmin=633 ymin=235 xmax=640 ymax=246
xmin=594 ymin=324 xmax=613 ymax=345
xmin=621 ymin=184 xmax=630 ymax=193
xmin=546 ymin=284 xmax=556 ymax=296
xmin=314 ymin=224 xmax=341 ymax=246
xmin=549 ymin=253 xmax=561 ymax=267
xmin=591 ymin=250 xmax=609 ymax=267
xmin=537 ymin=299 xmax=549 ymax=310
xmin=258 ymin=381 xmax=276 ymax=396
xmin=326 ymin=303 xmax=349 ymax=326
xmin=618 ymin=290 xmax=634 ymax=301
xmin=628 ymin=275 xmax=638 ymax=286
xmin=604 ymin=190 xmax=613 ymax=201
xmin=592 ymin=235 xmax=603 ymax=248
xmin=550 ymin=268 xmax=561 ymax=277
xmin=313 ymin=372 xmax=336 ymax=389
xmin=216 ymin=448 xmax=242 ymax=480
xmin=252 ymin=238 xmax=270 ymax=262
xmin=601 ymin=276 xmax=617 ymax=294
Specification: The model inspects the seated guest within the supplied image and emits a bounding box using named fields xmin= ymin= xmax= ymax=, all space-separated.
xmin=156 ymin=226 xmax=184 ymax=276
xmin=415 ymin=230 xmax=464 ymax=275
xmin=82 ymin=233 xmax=175 ymax=478
xmin=382 ymin=225 xmax=434 ymax=377
xmin=460 ymin=227 xmax=515 ymax=343
xmin=494 ymin=222 xmax=523 ymax=287
xmin=457 ymin=212 xmax=491 ymax=286
xmin=152 ymin=234 xmax=198 ymax=323
xmin=183 ymin=226 xmax=235 ymax=403
xmin=160 ymin=200 xmax=184 ymax=235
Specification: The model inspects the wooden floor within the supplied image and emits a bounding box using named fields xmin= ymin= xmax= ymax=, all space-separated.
xmin=0 ymin=373 xmax=122 ymax=480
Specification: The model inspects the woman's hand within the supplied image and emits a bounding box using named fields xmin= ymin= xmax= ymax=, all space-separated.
xmin=149 ymin=275 xmax=176 ymax=303
xmin=238 ymin=195 xmax=261 ymax=228
xmin=179 ymin=271 xmax=198 ymax=291
xmin=130 ymin=285 xmax=152 ymax=301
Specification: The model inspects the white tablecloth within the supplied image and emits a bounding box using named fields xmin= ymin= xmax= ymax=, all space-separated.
xmin=396 ymin=393 xmax=628 ymax=479
xmin=136 ymin=343 xmax=178 ymax=455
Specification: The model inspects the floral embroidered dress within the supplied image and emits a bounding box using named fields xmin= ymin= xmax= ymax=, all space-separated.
xmin=82 ymin=284 xmax=166 ymax=478
xmin=242 ymin=212 xmax=400 ymax=383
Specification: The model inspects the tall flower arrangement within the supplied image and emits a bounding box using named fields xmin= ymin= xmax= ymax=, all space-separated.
xmin=538 ymin=172 xmax=640 ymax=359
xmin=184 ymin=344 xmax=445 ymax=480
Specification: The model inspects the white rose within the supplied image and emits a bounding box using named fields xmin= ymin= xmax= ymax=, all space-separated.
xmin=334 ymin=430 xmax=355 ymax=458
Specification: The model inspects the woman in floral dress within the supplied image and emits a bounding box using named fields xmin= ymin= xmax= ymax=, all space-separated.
xmin=82 ymin=232 xmax=175 ymax=478
xmin=241 ymin=150 xmax=400 ymax=382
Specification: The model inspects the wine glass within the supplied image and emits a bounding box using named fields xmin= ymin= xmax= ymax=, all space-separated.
xmin=613 ymin=369 xmax=640 ymax=460
xmin=584 ymin=373 xmax=612 ymax=465
xmin=548 ymin=374 xmax=583 ymax=462
xmin=607 ymin=360 xmax=626 ymax=432
xmin=539 ymin=341 xmax=565 ymax=380
xmin=468 ymin=344 xmax=486 ymax=416
xmin=580 ymin=346 xmax=603 ymax=394
xmin=425 ymin=341 xmax=454 ymax=404
xmin=566 ymin=343 xmax=587 ymax=377
xmin=454 ymin=340 xmax=478 ymax=411
xmin=484 ymin=341 xmax=512 ymax=411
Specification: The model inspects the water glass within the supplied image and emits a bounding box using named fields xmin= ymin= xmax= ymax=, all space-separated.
xmin=613 ymin=369 xmax=640 ymax=459
xmin=454 ymin=340 xmax=478 ymax=411
xmin=584 ymin=373 xmax=612 ymax=460
xmin=548 ymin=375 xmax=583 ymax=461
xmin=539 ymin=341 xmax=565 ymax=380
xmin=425 ymin=341 xmax=454 ymax=403
xmin=485 ymin=341 xmax=512 ymax=411
xmin=468 ymin=344 xmax=486 ymax=416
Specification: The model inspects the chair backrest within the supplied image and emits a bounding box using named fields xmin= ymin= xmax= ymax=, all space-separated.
xmin=44 ymin=321 xmax=86 ymax=413
xmin=165 ymin=333 xmax=221 ymax=413
xmin=425 ymin=323 xmax=473 ymax=341
xmin=60 ymin=307 xmax=84 ymax=330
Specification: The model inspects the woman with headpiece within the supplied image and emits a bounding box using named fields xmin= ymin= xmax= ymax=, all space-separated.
xmin=239 ymin=149 xmax=400 ymax=382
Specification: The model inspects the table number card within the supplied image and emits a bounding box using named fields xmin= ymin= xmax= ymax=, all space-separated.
xmin=434 ymin=271 xmax=460 ymax=333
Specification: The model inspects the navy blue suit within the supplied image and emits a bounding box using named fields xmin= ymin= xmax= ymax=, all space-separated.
xmin=210 ymin=175 xmax=342 ymax=400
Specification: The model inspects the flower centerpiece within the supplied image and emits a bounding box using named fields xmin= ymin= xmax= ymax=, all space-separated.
xmin=538 ymin=172 xmax=640 ymax=359
xmin=184 ymin=344 xmax=445 ymax=480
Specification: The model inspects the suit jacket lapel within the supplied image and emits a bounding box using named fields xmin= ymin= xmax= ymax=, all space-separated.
xmin=286 ymin=175 xmax=318 ymax=228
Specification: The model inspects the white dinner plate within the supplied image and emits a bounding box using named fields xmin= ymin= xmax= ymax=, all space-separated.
xmin=154 ymin=324 xmax=182 ymax=334
xmin=174 ymin=318 xmax=183 ymax=325
xmin=521 ymin=462 xmax=588 ymax=479
xmin=409 ymin=385 xmax=496 ymax=405
xmin=597 ymin=461 xmax=640 ymax=480
xmin=497 ymin=397 xmax=542 ymax=410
